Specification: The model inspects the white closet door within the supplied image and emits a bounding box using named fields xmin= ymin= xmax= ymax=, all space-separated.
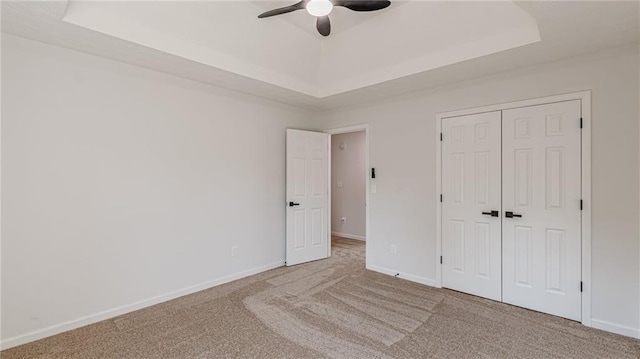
xmin=442 ymin=111 xmax=502 ymax=301
xmin=502 ymin=100 xmax=582 ymax=321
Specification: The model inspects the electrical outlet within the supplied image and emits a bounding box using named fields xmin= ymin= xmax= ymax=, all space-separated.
xmin=390 ymin=244 xmax=397 ymax=255
xmin=341 ymin=216 xmax=346 ymax=223
xmin=231 ymin=246 xmax=238 ymax=257
xmin=337 ymin=180 xmax=343 ymax=188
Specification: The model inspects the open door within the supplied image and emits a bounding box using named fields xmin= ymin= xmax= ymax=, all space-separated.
xmin=286 ymin=129 xmax=330 ymax=266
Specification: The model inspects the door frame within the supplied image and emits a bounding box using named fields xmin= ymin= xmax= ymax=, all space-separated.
xmin=435 ymin=91 xmax=592 ymax=327
xmin=324 ymin=124 xmax=370 ymax=266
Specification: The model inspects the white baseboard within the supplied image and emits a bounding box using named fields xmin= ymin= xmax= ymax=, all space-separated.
xmin=366 ymin=264 xmax=437 ymax=287
xmin=331 ymin=231 xmax=365 ymax=241
xmin=591 ymin=319 xmax=640 ymax=339
xmin=0 ymin=260 xmax=285 ymax=350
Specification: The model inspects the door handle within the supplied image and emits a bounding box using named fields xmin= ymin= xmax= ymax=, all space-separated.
xmin=289 ymin=202 xmax=300 ymax=207
xmin=482 ymin=210 xmax=499 ymax=217
xmin=505 ymin=211 xmax=522 ymax=218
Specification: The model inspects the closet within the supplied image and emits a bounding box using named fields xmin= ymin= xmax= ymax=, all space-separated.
xmin=441 ymin=100 xmax=582 ymax=321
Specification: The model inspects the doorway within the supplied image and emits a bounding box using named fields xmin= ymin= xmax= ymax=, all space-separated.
xmin=326 ymin=125 xmax=370 ymax=266
xmin=284 ymin=125 xmax=370 ymax=267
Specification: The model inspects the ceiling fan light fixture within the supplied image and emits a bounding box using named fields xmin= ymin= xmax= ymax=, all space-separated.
xmin=258 ymin=0 xmax=391 ymax=37
xmin=306 ymin=0 xmax=333 ymax=17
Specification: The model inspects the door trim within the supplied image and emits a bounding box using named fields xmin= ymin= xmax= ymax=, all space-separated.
xmin=435 ymin=91 xmax=592 ymax=327
xmin=324 ymin=124 xmax=370 ymax=268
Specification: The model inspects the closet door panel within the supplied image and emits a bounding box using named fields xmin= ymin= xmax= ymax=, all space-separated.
xmin=502 ymin=100 xmax=582 ymax=321
xmin=442 ymin=111 xmax=502 ymax=301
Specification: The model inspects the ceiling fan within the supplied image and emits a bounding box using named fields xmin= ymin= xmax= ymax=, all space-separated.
xmin=258 ymin=0 xmax=391 ymax=37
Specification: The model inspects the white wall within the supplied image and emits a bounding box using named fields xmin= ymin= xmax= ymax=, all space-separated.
xmin=331 ymin=131 xmax=366 ymax=240
xmin=0 ymin=35 xmax=315 ymax=347
xmin=321 ymin=45 xmax=640 ymax=338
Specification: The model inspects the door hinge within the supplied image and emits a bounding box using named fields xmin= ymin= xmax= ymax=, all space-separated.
xmin=440 ymin=133 xmax=443 ymax=141
xmin=440 ymin=256 xmax=443 ymax=264
xmin=580 ymin=118 xmax=583 ymax=129
xmin=440 ymin=194 xmax=443 ymax=202
xmin=580 ymin=281 xmax=583 ymax=292
xmin=580 ymin=199 xmax=583 ymax=210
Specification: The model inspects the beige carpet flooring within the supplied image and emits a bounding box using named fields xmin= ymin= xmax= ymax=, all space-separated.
xmin=3 ymin=237 xmax=639 ymax=358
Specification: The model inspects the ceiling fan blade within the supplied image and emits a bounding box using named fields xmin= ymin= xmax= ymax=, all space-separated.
xmin=334 ymin=0 xmax=391 ymax=12
xmin=258 ymin=1 xmax=307 ymax=18
xmin=316 ymin=15 xmax=331 ymax=36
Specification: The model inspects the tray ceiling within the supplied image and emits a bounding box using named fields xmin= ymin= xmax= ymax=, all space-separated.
xmin=2 ymin=1 xmax=638 ymax=110
xmin=61 ymin=1 xmax=540 ymax=98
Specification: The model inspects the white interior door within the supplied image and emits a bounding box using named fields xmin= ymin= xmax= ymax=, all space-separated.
xmin=286 ymin=129 xmax=330 ymax=266
xmin=442 ymin=111 xmax=502 ymax=301
xmin=502 ymin=100 xmax=582 ymax=321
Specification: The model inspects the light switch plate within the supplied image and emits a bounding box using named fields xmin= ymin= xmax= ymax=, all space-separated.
xmin=371 ymin=184 xmax=377 ymax=193
xmin=337 ymin=180 xmax=343 ymax=188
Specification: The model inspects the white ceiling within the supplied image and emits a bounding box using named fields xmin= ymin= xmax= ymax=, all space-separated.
xmin=60 ymin=0 xmax=540 ymax=97
xmin=2 ymin=1 xmax=639 ymax=110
